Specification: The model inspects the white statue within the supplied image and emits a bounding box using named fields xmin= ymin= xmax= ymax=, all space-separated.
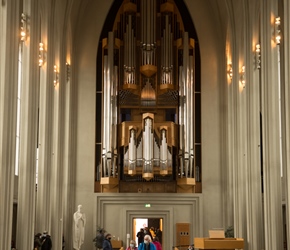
xmin=73 ymin=205 xmax=86 ymax=250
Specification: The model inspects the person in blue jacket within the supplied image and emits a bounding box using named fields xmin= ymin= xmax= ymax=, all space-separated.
xmin=102 ymin=233 xmax=113 ymax=250
xmin=138 ymin=235 xmax=156 ymax=250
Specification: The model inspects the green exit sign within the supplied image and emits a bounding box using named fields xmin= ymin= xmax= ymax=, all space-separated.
xmin=145 ymin=204 xmax=151 ymax=208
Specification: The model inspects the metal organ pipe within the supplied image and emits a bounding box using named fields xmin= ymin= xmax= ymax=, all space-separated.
xmin=129 ymin=15 xmax=132 ymax=70
xmin=128 ymin=128 xmax=137 ymax=172
xmin=111 ymin=66 xmax=118 ymax=177
xmin=124 ymin=14 xmax=136 ymax=85
xmin=143 ymin=117 xmax=153 ymax=173
xmin=103 ymin=55 xmax=108 ymax=176
xmin=178 ymin=65 xmax=184 ymax=176
xmin=165 ymin=15 xmax=168 ymax=71
xmin=183 ymin=32 xmax=190 ymax=177
xmin=162 ymin=14 xmax=173 ymax=85
xmin=141 ymin=0 xmax=156 ymax=67
xmin=102 ymin=32 xmax=115 ymax=177
xmin=160 ymin=130 xmax=168 ymax=169
xmin=181 ymin=32 xmax=194 ymax=178
xmin=189 ymin=56 xmax=194 ymax=177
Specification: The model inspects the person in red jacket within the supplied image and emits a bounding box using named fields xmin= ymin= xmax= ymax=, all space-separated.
xmin=152 ymin=237 xmax=162 ymax=250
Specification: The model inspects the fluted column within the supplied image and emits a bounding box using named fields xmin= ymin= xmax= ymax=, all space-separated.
xmin=35 ymin=0 xmax=54 ymax=236
xmin=16 ymin=0 xmax=40 ymax=249
xmin=0 ymin=1 xmax=19 ymax=249
xmin=244 ymin=2 xmax=264 ymax=249
xmin=50 ymin=36 xmax=69 ymax=250
xmin=282 ymin=0 xmax=290 ymax=248
xmin=261 ymin=0 xmax=283 ymax=249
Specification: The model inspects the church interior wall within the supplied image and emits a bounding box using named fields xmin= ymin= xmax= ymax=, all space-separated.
xmin=2 ymin=0 xmax=289 ymax=249
xmin=73 ymin=0 xmax=112 ymax=249
xmin=184 ymin=0 xmax=227 ymax=233
xmin=94 ymin=193 xmax=203 ymax=250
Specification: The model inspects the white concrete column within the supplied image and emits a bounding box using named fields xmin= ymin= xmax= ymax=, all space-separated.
xmin=48 ymin=3 xmax=69 ymax=248
xmin=260 ymin=0 xmax=284 ymax=249
xmin=16 ymin=0 xmax=40 ymax=249
xmin=282 ymin=0 xmax=290 ymax=248
xmin=224 ymin=43 xmax=234 ymax=229
xmin=244 ymin=2 xmax=264 ymax=249
xmin=0 ymin=1 xmax=20 ymax=249
xmin=35 ymin=0 xmax=54 ymax=236
xmin=229 ymin=2 xmax=248 ymax=243
xmin=62 ymin=63 xmax=77 ymax=250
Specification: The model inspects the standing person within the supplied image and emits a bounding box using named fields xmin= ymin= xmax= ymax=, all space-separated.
xmin=34 ymin=233 xmax=42 ymax=250
xmin=152 ymin=237 xmax=162 ymax=250
xmin=40 ymin=231 xmax=52 ymax=250
xmin=73 ymin=204 xmax=86 ymax=250
xmin=149 ymin=227 xmax=156 ymax=238
xmin=138 ymin=235 xmax=156 ymax=250
xmin=103 ymin=233 xmax=113 ymax=250
xmin=144 ymin=227 xmax=152 ymax=239
xmin=93 ymin=228 xmax=106 ymax=249
xmin=136 ymin=228 xmax=144 ymax=246
xmin=155 ymin=228 xmax=162 ymax=245
xmin=126 ymin=240 xmax=138 ymax=250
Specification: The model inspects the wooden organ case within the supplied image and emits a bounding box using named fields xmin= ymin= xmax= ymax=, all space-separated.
xmin=97 ymin=0 xmax=201 ymax=193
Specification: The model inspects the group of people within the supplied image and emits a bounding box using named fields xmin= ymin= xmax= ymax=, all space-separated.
xmin=34 ymin=231 xmax=52 ymax=250
xmin=137 ymin=227 xmax=162 ymax=245
xmin=99 ymin=229 xmax=162 ymax=250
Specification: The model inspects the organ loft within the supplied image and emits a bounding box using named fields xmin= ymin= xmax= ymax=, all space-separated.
xmin=96 ymin=0 xmax=201 ymax=193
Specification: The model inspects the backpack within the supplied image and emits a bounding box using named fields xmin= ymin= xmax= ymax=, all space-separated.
xmin=94 ymin=233 xmax=105 ymax=248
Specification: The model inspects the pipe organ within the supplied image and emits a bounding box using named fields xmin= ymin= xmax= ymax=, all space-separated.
xmin=100 ymin=0 xmax=199 ymax=192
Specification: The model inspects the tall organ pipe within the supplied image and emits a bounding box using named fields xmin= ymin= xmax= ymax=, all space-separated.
xmin=189 ymin=56 xmax=194 ymax=177
xmin=182 ymin=32 xmax=194 ymax=178
xmin=103 ymin=55 xmax=108 ymax=176
xmin=178 ymin=65 xmax=184 ymax=176
xmin=162 ymin=14 xmax=173 ymax=84
xmin=183 ymin=32 xmax=190 ymax=177
xmin=128 ymin=129 xmax=137 ymax=172
xmin=160 ymin=129 xmax=168 ymax=169
xmin=141 ymin=0 xmax=156 ymax=66
xmin=143 ymin=117 xmax=153 ymax=173
xmin=124 ymin=14 xmax=136 ymax=84
xmin=102 ymin=32 xmax=115 ymax=177
xmin=111 ymin=66 xmax=118 ymax=177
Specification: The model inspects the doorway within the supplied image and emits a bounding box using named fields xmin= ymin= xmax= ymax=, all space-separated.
xmin=133 ymin=218 xmax=163 ymax=246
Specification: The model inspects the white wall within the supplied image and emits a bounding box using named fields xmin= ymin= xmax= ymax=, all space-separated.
xmin=74 ymin=1 xmax=114 ymax=249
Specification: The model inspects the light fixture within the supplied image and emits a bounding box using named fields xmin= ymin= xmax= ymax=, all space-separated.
xmin=275 ymin=17 xmax=281 ymax=45
xmin=227 ymin=64 xmax=233 ymax=80
xmin=66 ymin=62 xmax=70 ymax=81
xmin=20 ymin=13 xmax=27 ymax=42
xmin=38 ymin=43 xmax=44 ymax=66
xmin=255 ymin=44 xmax=261 ymax=69
xmin=240 ymin=66 xmax=245 ymax=88
xmin=54 ymin=65 xmax=59 ymax=87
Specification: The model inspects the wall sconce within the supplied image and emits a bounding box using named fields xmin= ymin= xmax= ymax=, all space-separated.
xmin=227 ymin=64 xmax=233 ymax=80
xmin=240 ymin=66 xmax=245 ymax=88
xmin=54 ymin=65 xmax=59 ymax=87
xmin=255 ymin=44 xmax=261 ymax=69
xmin=66 ymin=63 xmax=70 ymax=81
xmin=20 ymin=13 xmax=27 ymax=42
xmin=275 ymin=17 xmax=281 ymax=45
xmin=39 ymin=43 xmax=44 ymax=66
